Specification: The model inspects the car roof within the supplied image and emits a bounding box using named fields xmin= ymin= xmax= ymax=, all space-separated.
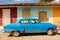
xmin=17 ymin=18 xmax=38 ymax=20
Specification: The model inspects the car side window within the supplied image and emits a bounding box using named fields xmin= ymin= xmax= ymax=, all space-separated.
xmin=31 ymin=20 xmax=38 ymax=24
xmin=20 ymin=20 xmax=29 ymax=24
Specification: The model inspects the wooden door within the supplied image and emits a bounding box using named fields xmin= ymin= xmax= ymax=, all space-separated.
xmin=22 ymin=9 xmax=30 ymax=18
xmin=38 ymin=11 xmax=48 ymax=22
xmin=2 ymin=9 xmax=10 ymax=26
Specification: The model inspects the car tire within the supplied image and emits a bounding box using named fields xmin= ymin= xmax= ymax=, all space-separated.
xmin=47 ymin=29 xmax=54 ymax=36
xmin=12 ymin=31 xmax=20 ymax=37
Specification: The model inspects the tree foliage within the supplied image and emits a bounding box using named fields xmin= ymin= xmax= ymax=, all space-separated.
xmin=44 ymin=0 xmax=53 ymax=2
xmin=40 ymin=0 xmax=53 ymax=3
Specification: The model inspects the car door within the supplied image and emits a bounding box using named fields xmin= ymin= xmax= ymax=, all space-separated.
xmin=30 ymin=20 xmax=44 ymax=33
xmin=20 ymin=20 xmax=32 ymax=33
xmin=20 ymin=19 xmax=45 ymax=33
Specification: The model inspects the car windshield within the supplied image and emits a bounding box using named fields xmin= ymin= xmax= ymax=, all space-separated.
xmin=16 ymin=19 xmax=20 ymax=23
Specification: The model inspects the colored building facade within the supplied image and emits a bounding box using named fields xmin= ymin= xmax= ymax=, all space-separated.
xmin=0 ymin=4 xmax=60 ymax=31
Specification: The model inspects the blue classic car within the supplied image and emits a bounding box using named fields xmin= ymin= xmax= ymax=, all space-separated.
xmin=3 ymin=18 xmax=57 ymax=37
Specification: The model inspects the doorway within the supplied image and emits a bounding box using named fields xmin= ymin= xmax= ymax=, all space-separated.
xmin=22 ymin=9 xmax=30 ymax=18
xmin=2 ymin=9 xmax=10 ymax=26
xmin=38 ymin=11 xmax=48 ymax=22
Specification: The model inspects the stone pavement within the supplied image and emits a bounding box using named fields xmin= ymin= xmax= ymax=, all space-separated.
xmin=0 ymin=27 xmax=60 ymax=40
xmin=0 ymin=30 xmax=60 ymax=40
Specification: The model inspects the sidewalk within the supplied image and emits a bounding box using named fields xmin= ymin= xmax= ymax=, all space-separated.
xmin=57 ymin=28 xmax=60 ymax=33
xmin=0 ymin=26 xmax=3 ymax=32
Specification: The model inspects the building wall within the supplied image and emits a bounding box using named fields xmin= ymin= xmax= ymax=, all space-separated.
xmin=17 ymin=6 xmax=53 ymax=23
xmin=11 ymin=8 xmax=17 ymax=23
xmin=0 ymin=9 xmax=2 ymax=26
xmin=52 ymin=7 xmax=60 ymax=26
xmin=0 ymin=6 xmax=59 ymax=27
xmin=0 ymin=8 xmax=17 ymax=26
xmin=30 ymin=6 xmax=53 ymax=23
xmin=0 ymin=6 xmax=60 ymax=31
xmin=17 ymin=7 xmax=22 ymax=18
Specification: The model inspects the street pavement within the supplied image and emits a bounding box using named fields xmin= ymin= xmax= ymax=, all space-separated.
xmin=0 ymin=30 xmax=60 ymax=40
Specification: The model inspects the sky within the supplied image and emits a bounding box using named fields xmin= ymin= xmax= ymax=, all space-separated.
xmin=0 ymin=0 xmax=40 ymax=4
xmin=0 ymin=0 xmax=59 ymax=4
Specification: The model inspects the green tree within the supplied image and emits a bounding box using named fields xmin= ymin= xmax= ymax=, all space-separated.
xmin=39 ymin=0 xmax=45 ymax=4
xmin=44 ymin=0 xmax=53 ymax=2
xmin=39 ymin=0 xmax=53 ymax=3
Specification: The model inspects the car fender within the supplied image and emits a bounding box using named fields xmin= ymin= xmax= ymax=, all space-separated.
xmin=3 ymin=24 xmax=25 ymax=33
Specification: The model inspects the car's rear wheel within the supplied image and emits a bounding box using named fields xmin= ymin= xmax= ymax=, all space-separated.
xmin=47 ymin=29 xmax=54 ymax=36
xmin=12 ymin=31 xmax=20 ymax=37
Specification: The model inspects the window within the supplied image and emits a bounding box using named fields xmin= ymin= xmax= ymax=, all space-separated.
xmin=31 ymin=20 xmax=38 ymax=24
xmin=20 ymin=20 xmax=29 ymax=24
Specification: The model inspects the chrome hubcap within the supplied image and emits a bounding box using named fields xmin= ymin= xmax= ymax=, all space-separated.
xmin=48 ymin=30 xmax=53 ymax=35
xmin=13 ymin=31 xmax=19 ymax=36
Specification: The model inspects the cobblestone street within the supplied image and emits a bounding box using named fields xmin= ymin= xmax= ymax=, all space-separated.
xmin=0 ymin=30 xmax=60 ymax=40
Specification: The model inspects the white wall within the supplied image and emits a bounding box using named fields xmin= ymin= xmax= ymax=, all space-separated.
xmin=17 ymin=6 xmax=53 ymax=23
xmin=30 ymin=6 xmax=53 ymax=23
xmin=17 ymin=7 xmax=22 ymax=18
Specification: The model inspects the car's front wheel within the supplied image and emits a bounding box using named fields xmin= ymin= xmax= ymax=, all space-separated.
xmin=47 ymin=29 xmax=54 ymax=36
xmin=12 ymin=31 xmax=20 ymax=37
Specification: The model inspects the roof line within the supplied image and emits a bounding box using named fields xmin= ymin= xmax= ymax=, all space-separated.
xmin=0 ymin=3 xmax=60 ymax=6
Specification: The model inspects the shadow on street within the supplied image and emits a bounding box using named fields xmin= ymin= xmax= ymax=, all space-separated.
xmin=9 ymin=33 xmax=60 ymax=37
xmin=57 ymin=33 xmax=60 ymax=35
xmin=9 ymin=33 xmax=49 ymax=37
xmin=20 ymin=33 xmax=47 ymax=36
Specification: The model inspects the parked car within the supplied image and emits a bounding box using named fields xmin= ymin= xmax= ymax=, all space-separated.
xmin=3 ymin=18 xmax=57 ymax=37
